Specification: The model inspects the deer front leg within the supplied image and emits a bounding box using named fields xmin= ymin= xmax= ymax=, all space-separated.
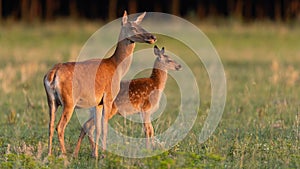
xmin=144 ymin=123 xmax=154 ymax=149
xmin=101 ymin=95 xmax=113 ymax=153
xmin=56 ymin=105 xmax=74 ymax=157
xmin=141 ymin=113 xmax=154 ymax=149
xmin=92 ymin=105 xmax=103 ymax=158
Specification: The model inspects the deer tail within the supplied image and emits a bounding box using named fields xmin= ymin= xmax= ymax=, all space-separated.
xmin=43 ymin=63 xmax=63 ymax=106
xmin=44 ymin=63 xmax=61 ymax=88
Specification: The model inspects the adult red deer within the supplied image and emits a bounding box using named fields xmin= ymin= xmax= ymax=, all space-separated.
xmin=73 ymin=45 xmax=182 ymax=157
xmin=43 ymin=11 xmax=156 ymax=157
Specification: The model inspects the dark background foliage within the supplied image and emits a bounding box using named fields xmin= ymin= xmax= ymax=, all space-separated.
xmin=0 ymin=0 xmax=299 ymax=22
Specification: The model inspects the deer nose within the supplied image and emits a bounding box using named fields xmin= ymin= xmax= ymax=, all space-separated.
xmin=176 ymin=64 xmax=182 ymax=70
xmin=151 ymin=35 xmax=156 ymax=41
xmin=145 ymin=34 xmax=157 ymax=44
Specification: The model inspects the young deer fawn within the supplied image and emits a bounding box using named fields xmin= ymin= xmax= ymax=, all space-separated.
xmin=73 ymin=45 xmax=182 ymax=157
xmin=43 ymin=11 xmax=156 ymax=158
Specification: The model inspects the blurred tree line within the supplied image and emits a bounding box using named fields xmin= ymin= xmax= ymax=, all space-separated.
xmin=0 ymin=0 xmax=299 ymax=22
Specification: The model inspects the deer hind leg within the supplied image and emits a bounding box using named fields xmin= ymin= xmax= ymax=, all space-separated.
xmin=47 ymin=98 xmax=58 ymax=156
xmin=141 ymin=113 xmax=154 ymax=149
xmin=56 ymin=105 xmax=74 ymax=156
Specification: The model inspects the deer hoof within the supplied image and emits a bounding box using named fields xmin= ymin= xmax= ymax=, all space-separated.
xmin=91 ymin=151 xmax=98 ymax=158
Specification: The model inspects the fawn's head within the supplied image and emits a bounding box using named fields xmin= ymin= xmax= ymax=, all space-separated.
xmin=120 ymin=11 xmax=156 ymax=44
xmin=154 ymin=45 xmax=182 ymax=71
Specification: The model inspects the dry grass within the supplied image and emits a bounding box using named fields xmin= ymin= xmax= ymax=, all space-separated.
xmin=271 ymin=59 xmax=299 ymax=86
xmin=0 ymin=62 xmax=46 ymax=93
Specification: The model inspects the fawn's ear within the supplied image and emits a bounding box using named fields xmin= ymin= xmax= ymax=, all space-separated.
xmin=161 ymin=47 xmax=165 ymax=54
xmin=134 ymin=12 xmax=146 ymax=25
xmin=154 ymin=45 xmax=160 ymax=56
xmin=122 ymin=10 xmax=128 ymax=26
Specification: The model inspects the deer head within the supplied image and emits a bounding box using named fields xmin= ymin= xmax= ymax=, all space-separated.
xmin=120 ymin=11 xmax=156 ymax=44
xmin=154 ymin=45 xmax=182 ymax=71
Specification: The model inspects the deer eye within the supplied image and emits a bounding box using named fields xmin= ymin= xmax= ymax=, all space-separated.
xmin=130 ymin=27 xmax=137 ymax=31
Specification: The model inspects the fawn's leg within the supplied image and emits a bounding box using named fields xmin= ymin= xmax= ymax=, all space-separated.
xmin=73 ymin=114 xmax=95 ymax=158
xmin=86 ymin=107 xmax=98 ymax=152
xmin=141 ymin=113 xmax=154 ymax=149
xmin=85 ymin=107 xmax=99 ymax=156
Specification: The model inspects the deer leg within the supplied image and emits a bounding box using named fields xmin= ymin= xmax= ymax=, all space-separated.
xmin=86 ymin=118 xmax=96 ymax=154
xmin=73 ymin=127 xmax=86 ymax=158
xmin=56 ymin=105 xmax=74 ymax=156
xmin=47 ymin=99 xmax=58 ymax=156
xmin=88 ymin=128 xmax=96 ymax=155
xmin=73 ymin=115 xmax=95 ymax=158
xmin=75 ymin=103 xmax=116 ymax=158
xmin=92 ymin=105 xmax=103 ymax=158
xmin=144 ymin=123 xmax=154 ymax=149
xmin=141 ymin=113 xmax=154 ymax=149
xmin=86 ymin=107 xmax=97 ymax=152
xmin=102 ymin=115 xmax=109 ymax=152
xmin=85 ymin=108 xmax=97 ymax=156
xmin=101 ymin=95 xmax=113 ymax=153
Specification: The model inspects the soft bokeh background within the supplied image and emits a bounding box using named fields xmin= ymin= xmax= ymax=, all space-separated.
xmin=0 ymin=0 xmax=299 ymax=21
xmin=0 ymin=1 xmax=299 ymax=168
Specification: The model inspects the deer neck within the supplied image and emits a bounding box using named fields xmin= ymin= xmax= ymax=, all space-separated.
xmin=112 ymin=39 xmax=135 ymax=65
xmin=150 ymin=62 xmax=168 ymax=90
xmin=110 ymin=38 xmax=135 ymax=78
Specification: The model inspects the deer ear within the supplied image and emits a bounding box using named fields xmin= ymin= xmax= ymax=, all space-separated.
xmin=122 ymin=10 xmax=128 ymax=26
xmin=154 ymin=45 xmax=160 ymax=56
xmin=134 ymin=12 xmax=146 ymax=25
xmin=161 ymin=47 xmax=165 ymax=54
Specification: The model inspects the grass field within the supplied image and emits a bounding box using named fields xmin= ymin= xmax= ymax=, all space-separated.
xmin=0 ymin=19 xmax=299 ymax=168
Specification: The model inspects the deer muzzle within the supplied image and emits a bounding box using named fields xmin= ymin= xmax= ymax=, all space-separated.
xmin=145 ymin=34 xmax=157 ymax=44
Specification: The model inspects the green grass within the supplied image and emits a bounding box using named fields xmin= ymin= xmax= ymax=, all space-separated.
xmin=0 ymin=20 xmax=299 ymax=168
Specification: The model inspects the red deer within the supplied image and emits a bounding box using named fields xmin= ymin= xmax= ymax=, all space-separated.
xmin=43 ymin=11 xmax=156 ymax=157
xmin=73 ymin=45 xmax=182 ymax=157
